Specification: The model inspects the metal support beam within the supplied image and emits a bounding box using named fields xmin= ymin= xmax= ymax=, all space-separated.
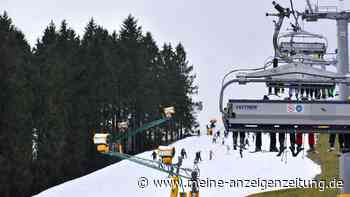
xmin=337 ymin=19 xmax=349 ymax=100
xmin=283 ymin=9 xmax=350 ymax=194
xmin=337 ymin=18 xmax=350 ymax=195
xmin=340 ymin=154 xmax=350 ymax=194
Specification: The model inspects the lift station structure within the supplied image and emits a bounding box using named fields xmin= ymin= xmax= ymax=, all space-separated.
xmin=221 ymin=1 xmax=350 ymax=196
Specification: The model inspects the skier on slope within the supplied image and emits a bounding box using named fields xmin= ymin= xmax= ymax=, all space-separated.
xmin=232 ymin=131 xmax=246 ymax=150
xmin=194 ymin=151 xmax=202 ymax=164
xmin=209 ymin=150 xmax=214 ymax=160
xmin=307 ymin=133 xmax=316 ymax=153
xmin=224 ymin=129 xmax=228 ymax=138
xmin=212 ymin=135 xmax=217 ymax=144
xmin=216 ymin=130 xmax=220 ymax=138
xmin=151 ymin=151 xmax=157 ymax=160
xmin=177 ymin=155 xmax=183 ymax=167
xmin=245 ymin=135 xmax=249 ymax=147
xmin=158 ymin=158 xmax=163 ymax=169
xmin=291 ymin=132 xmax=316 ymax=156
xmin=328 ymin=134 xmax=344 ymax=152
xmin=293 ymin=132 xmax=304 ymax=157
xmin=180 ymin=148 xmax=187 ymax=159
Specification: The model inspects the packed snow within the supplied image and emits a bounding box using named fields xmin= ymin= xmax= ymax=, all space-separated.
xmin=34 ymin=131 xmax=321 ymax=197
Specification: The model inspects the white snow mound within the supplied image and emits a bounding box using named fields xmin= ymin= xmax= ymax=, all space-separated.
xmin=34 ymin=133 xmax=321 ymax=197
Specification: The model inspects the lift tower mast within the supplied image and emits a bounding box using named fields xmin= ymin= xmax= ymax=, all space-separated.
xmin=302 ymin=1 xmax=350 ymax=195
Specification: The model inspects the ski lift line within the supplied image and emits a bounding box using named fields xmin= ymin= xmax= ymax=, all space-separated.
xmin=306 ymin=0 xmax=314 ymax=13
xmin=273 ymin=11 xmax=287 ymax=58
xmin=290 ymin=0 xmax=302 ymax=30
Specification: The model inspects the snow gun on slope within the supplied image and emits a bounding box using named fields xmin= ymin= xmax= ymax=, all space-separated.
xmin=93 ymin=106 xmax=175 ymax=154
xmin=92 ymin=106 xmax=200 ymax=197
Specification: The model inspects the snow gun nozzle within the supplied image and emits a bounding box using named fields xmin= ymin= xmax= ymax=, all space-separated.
xmin=272 ymin=1 xmax=290 ymax=17
xmin=272 ymin=1 xmax=284 ymax=12
xmin=266 ymin=13 xmax=279 ymax=17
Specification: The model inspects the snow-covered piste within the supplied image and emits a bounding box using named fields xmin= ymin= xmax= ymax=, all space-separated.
xmin=34 ymin=132 xmax=321 ymax=197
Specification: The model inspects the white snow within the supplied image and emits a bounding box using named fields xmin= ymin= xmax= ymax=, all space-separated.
xmin=34 ymin=132 xmax=321 ymax=197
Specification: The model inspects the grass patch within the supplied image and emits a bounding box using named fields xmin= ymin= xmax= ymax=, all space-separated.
xmin=247 ymin=134 xmax=340 ymax=197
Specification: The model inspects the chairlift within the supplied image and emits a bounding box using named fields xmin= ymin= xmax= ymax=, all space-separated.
xmin=278 ymin=30 xmax=328 ymax=58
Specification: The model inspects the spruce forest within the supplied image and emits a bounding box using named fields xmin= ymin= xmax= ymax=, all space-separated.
xmin=0 ymin=12 xmax=200 ymax=197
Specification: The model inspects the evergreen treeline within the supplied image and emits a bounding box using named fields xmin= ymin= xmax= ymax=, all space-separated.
xmin=0 ymin=12 xmax=200 ymax=197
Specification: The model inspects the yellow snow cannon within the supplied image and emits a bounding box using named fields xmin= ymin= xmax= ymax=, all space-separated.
xmin=164 ymin=106 xmax=175 ymax=118
xmin=169 ymin=176 xmax=180 ymax=197
xmin=158 ymin=146 xmax=175 ymax=165
xmin=93 ymin=133 xmax=111 ymax=153
xmin=179 ymin=192 xmax=188 ymax=197
xmin=207 ymin=127 xmax=213 ymax=136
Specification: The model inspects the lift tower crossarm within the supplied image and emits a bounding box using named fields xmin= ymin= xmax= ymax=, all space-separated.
xmin=303 ymin=12 xmax=350 ymax=21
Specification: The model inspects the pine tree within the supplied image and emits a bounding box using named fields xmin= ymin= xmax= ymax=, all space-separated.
xmin=0 ymin=13 xmax=200 ymax=196
xmin=0 ymin=12 xmax=34 ymax=197
xmin=118 ymin=15 xmax=145 ymax=153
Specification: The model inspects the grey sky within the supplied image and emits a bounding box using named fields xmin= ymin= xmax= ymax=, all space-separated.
xmin=2 ymin=0 xmax=349 ymax=129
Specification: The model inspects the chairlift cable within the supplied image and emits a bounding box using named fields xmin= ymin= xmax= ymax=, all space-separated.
xmin=290 ymin=0 xmax=300 ymax=30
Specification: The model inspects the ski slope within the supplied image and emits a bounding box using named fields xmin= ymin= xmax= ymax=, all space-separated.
xmin=34 ymin=132 xmax=321 ymax=197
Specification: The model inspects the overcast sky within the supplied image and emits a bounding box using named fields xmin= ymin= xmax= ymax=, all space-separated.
xmin=2 ymin=0 xmax=350 ymax=129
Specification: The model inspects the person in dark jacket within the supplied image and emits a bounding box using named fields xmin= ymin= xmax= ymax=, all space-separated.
xmin=172 ymin=147 xmax=176 ymax=157
xmin=216 ymin=130 xmax=220 ymax=138
xmin=209 ymin=150 xmax=214 ymax=160
xmin=180 ymin=148 xmax=187 ymax=159
xmin=329 ymin=134 xmax=344 ymax=152
xmin=194 ymin=151 xmax=202 ymax=163
xmin=233 ymin=131 xmax=246 ymax=150
xmin=239 ymin=132 xmax=246 ymax=149
xmin=232 ymin=131 xmax=238 ymax=150
xmin=270 ymin=133 xmax=278 ymax=152
xmin=212 ymin=135 xmax=217 ymax=144
xmin=343 ymin=134 xmax=350 ymax=153
xmin=152 ymin=151 xmax=157 ymax=160
xmin=277 ymin=132 xmax=296 ymax=157
xmin=255 ymin=132 xmax=262 ymax=152
xmin=263 ymin=95 xmax=278 ymax=152
xmin=224 ymin=130 xmax=229 ymax=138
